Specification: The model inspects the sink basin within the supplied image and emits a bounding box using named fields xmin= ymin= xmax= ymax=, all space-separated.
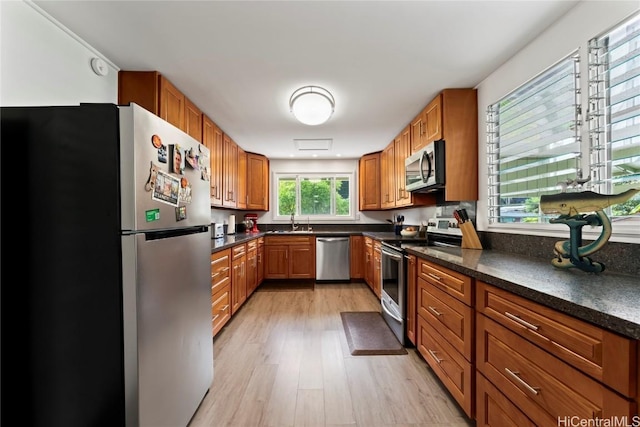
xmin=267 ymin=230 xmax=312 ymax=234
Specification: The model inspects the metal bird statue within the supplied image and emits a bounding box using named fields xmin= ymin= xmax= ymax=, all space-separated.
xmin=539 ymin=188 xmax=640 ymax=273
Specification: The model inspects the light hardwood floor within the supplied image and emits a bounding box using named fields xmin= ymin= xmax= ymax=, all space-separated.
xmin=189 ymin=282 xmax=474 ymax=427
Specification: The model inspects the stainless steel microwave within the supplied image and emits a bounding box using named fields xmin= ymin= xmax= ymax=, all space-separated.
xmin=405 ymin=139 xmax=445 ymax=192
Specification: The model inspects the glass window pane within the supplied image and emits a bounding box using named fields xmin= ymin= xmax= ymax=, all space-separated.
xmin=277 ymin=177 xmax=296 ymax=216
xmin=335 ymin=176 xmax=350 ymax=216
xmin=300 ymin=177 xmax=331 ymax=215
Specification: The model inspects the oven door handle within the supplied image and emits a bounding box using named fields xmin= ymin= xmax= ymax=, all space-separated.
xmin=381 ymin=248 xmax=403 ymax=260
xmin=381 ymin=297 xmax=402 ymax=323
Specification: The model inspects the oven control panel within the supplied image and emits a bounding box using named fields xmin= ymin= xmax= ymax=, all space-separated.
xmin=426 ymin=217 xmax=463 ymax=236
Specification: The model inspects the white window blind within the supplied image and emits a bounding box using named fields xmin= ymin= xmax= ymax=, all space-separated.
xmin=588 ymin=13 xmax=640 ymax=223
xmin=487 ymin=54 xmax=581 ymax=224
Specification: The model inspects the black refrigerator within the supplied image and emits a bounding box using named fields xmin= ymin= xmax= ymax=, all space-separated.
xmin=1 ymin=103 xmax=214 ymax=427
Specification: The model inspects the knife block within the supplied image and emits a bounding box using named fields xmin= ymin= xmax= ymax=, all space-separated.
xmin=460 ymin=221 xmax=483 ymax=250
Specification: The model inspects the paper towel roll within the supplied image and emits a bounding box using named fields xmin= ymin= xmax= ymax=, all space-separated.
xmin=227 ymin=214 xmax=236 ymax=234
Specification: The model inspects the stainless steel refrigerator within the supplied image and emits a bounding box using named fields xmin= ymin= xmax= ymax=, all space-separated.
xmin=2 ymin=103 xmax=213 ymax=427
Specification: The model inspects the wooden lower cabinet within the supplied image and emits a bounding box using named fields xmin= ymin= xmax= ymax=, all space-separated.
xmin=364 ymin=237 xmax=374 ymax=290
xmin=264 ymin=236 xmax=315 ymax=279
xmin=211 ymin=249 xmax=231 ymax=336
xmin=476 ymin=314 xmax=634 ymax=423
xmin=406 ymin=254 xmax=416 ymax=345
xmin=350 ymin=235 xmax=364 ymax=279
xmin=476 ymin=372 xmax=539 ymax=427
xmin=418 ymin=315 xmax=474 ymax=417
xmin=416 ymin=259 xmax=475 ymax=418
xmin=246 ymin=240 xmax=258 ymax=297
xmin=372 ymin=240 xmax=381 ymax=298
xmin=231 ymin=244 xmax=247 ymax=314
xmin=257 ymin=237 xmax=264 ymax=285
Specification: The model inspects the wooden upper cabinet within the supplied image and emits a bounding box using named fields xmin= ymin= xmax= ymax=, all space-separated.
xmin=184 ymin=97 xmax=202 ymax=142
xmin=380 ymin=142 xmax=395 ymax=209
xmin=119 ymin=70 xmax=203 ymax=141
xmin=203 ymin=115 xmax=223 ymax=206
xmin=409 ymin=88 xmax=478 ymax=202
xmin=158 ymin=76 xmax=185 ymax=131
xmin=222 ymin=134 xmax=238 ymax=208
xmin=411 ymin=94 xmax=442 ymax=153
xmin=237 ymin=147 xmax=247 ymax=210
xmin=246 ymin=153 xmax=269 ymax=211
xmin=359 ymin=152 xmax=380 ymax=210
xmin=395 ymin=126 xmax=411 ymax=207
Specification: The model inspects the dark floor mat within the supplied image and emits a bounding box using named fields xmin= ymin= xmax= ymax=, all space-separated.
xmin=340 ymin=311 xmax=407 ymax=355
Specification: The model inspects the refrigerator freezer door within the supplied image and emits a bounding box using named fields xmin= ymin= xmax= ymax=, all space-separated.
xmin=119 ymin=104 xmax=211 ymax=232
xmin=122 ymin=228 xmax=213 ymax=427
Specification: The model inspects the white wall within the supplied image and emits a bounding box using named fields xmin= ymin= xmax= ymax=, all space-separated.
xmin=475 ymin=1 xmax=639 ymax=242
xmin=0 ymin=1 xmax=118 ymax=106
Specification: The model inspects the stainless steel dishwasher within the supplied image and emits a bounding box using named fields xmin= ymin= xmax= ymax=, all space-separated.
xmin=316 ymin=237 xmax=350 ymax=282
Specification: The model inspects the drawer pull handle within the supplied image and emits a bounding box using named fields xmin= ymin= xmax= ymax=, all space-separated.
xmin=212 ymin=314 xmax=220 ymax=321
xmin=221 ymin=304 xmax=230 ymax=312
xmin=211 ymin=272 xmax=220 ymax=279
xmin=504 ymin=312 xmax=539 ymax=331
xmin=427 ymin=349 xmax=443 ymax=364
xmin=221 ymin=267 xmax=230 ymax=272
xmin=427 ymin=272 xmax=442 ymax=281
xmin=428 ymin=306 xmax=443 ymax=316
xmin=504 ymin=368 xmax=540 ymax=395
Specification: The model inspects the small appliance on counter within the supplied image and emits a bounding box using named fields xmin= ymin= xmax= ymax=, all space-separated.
xmin=227 ymin=214 xmax=236 ymax=235
xmin=213 ymin=223 xmax=224 ymax=239
xmin=244 ymin=213 xmax=259 ymax=232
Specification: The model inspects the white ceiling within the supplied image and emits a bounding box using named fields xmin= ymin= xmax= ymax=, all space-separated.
xmin=33 ymin=0 xmax=579 ymax=159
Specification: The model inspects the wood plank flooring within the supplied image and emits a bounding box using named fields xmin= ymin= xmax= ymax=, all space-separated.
xmin=189 ymin=282 xmax=473 ymax=427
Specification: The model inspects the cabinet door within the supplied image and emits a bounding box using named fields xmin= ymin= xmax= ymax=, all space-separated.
xmin=349 ymin=236 xmax=364 ymax=279
xmin=410 ymin=110 xmax=426 ymax=153
xmin=395 ymin=127 xmax=411 ymax=206
xmin=373 ymin=242 xmax=381 ymax=298
xmin=264 ymin=245 xmax=288 ymax=279
xmin=380 ymin=142 xmax=395 ymax=209
xmin=359 ymin=153 xmax=380 ymax=210
xmin=423 ymin=94 xmax=442 ymax=143
xmin=289 ymin=244 xmax=315 ymax=279
xmin=237 ymin=147 xmax=247 ymax=210
xmin=184 ymin=97 xmax=202 ymax=142
xmin=406 ymin=254 xmax=417 ymax=346
xmin=159 ymin=76 xmax=185 ymax=131
xmin=210 ymin=120 xmax=224 ymax=206
xmin=231 ymin=255 xmax=247 ymax=315
xmin=247 ymin=153 xmax=269 ymax=211
xmin=257 ymin=240 xmax=264 ymax=285
xmin=118 ymin=70 xmax=160 ymax=115
xmin=246 ymin=248 xmax=257 ymax=297
xmin=222 ymin=134 xmax=238 ymax=208
xmin=364 ymin=237 xmax=373 ymax=289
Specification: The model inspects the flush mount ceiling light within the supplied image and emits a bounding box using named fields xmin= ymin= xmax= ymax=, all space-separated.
xmin=289 ymin=86 xmax=335 ymax=126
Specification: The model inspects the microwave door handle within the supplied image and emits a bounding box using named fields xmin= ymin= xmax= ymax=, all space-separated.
xmin=420 ymin=150 xmax=432 ymax=183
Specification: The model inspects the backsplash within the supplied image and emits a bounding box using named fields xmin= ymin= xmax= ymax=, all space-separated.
xmin=479 ymin=232 xmax=640 ymax=277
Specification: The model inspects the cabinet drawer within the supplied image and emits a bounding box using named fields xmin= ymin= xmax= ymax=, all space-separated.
xmin=476 ymin=372 xmax=541 ymax=427
xmin=212 ymin=286 xmax=231 ymax=337
xmin=477 ymin=281 xmax=636 ymax=397
xmin=417 ymin=315 xmax=473 ymax=418
xmin=418 ymin=276 xmax=473 ymax=361
xmin=211 ymin=249 xmax=231 ymax=295
xmin=232 ymin=243 xmax=246 ymax=259
xmin=246 ymin=239 xmax=257 ymax=251
xmin=417 ymin=259 xmax=472 ymax=305
xmin=476 ymin=314 xmax=634 ymax=423
xmin=264 ymin=235 xmax=313 ymax=245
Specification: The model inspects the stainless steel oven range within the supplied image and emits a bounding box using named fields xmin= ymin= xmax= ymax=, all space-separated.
xmin=380 ymin=240 xmax=408 ymax=345
xmin=380 ymin=224 xmax=462 ymax=346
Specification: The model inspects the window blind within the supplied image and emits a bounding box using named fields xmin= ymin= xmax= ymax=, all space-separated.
xmin=588 ymin=13 xmax=640 ymax=220
xmin=487 ymin=54 xmax=581 ymax=224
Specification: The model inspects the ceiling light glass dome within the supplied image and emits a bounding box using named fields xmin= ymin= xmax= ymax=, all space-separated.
xmin=289 ymin=86 xmax=335 ymax=126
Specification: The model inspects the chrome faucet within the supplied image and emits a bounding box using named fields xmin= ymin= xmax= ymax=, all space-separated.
xmin=290 ymin=213 xmax=298 ymax=231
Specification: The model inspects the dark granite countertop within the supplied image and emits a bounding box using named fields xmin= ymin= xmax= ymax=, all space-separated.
xmin=403 ymin=245 xmax=640 ymax=340
xmin=211 ymin=232 xmax=266 ymax=253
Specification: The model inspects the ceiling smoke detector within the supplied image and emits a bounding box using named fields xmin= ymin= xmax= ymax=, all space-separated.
xmin=289 ymin=86 xmax=335 ymax=126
